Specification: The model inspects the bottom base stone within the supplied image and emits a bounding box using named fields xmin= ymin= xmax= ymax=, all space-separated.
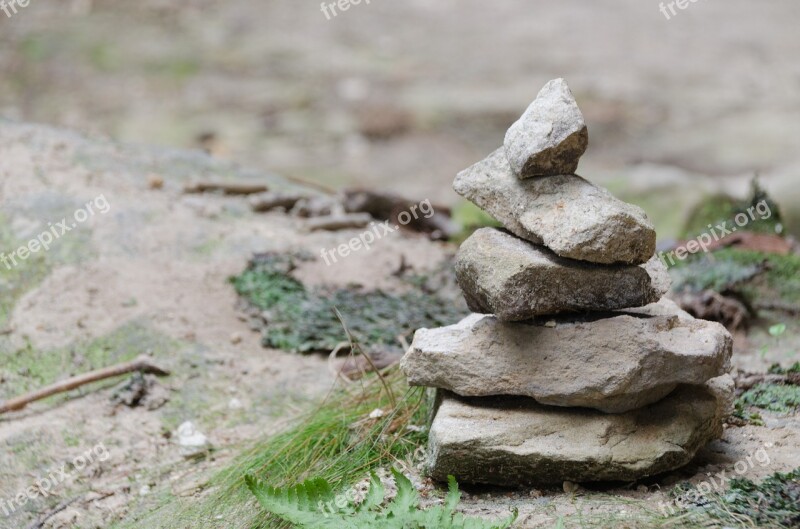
xmin=427 ymin=376 xmax=734 ymax=485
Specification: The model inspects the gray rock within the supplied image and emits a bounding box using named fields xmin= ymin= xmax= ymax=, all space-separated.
xmin=453 ymin=148 xmax=656 ymax=264
xmin=455 ymin=228 xmax=669 ymax=319
xmin=402 ymin=299 xmax=732 ymax=413
xmin=426 ymin=375 xmax=734 ymax=485
xmin=504 ymin=78 xmax=588 ymax=178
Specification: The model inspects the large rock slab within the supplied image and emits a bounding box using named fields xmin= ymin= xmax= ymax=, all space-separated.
xmin=453 ymin=148 xmax=656 ymax=264
xmin=504 ymin=78 xmax=588 ymax=178
xmin=455 ymin=228 xmax=669 ymax=319
xmin=427 ymin=375 xmax=734 ymax=485
xmin=402 ymin=299 xmax=732 ymax=413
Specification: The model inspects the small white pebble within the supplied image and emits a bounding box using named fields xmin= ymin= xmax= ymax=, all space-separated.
xmin=369 ymin=408 xmax=385 ymax=419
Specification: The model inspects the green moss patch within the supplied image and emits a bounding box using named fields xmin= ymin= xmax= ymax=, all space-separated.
xmin=737 ymin=383 xmax=800 ymax=415
xmin=769 ymin=362 xmax=800 ymax=375
xmin=682 ymin=181 xmax=784 ymax=239
xmin=0 ymin=216 xmax=51 ymax=330
xmin=449 ymin=200 xmax=502 ymax=244
xmin=230 ymin=253 xmax=468 ymax=354
xmin=670 ymin=248 xmax=800 ymax=307
xmin=673 ymin=468 xmax=800 ymax=528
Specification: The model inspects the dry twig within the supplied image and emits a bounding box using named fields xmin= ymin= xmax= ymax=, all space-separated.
xmin=183 ymin=180 xmax=268 ymax=195
xmin=0 ymin=356 xmax=170 ymax=415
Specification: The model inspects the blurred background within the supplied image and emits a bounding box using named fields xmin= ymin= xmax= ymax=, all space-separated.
xmin=1 ymin=0 xmax=799 ymax=238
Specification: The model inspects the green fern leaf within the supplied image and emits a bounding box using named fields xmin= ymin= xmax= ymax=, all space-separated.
xmin=386 ymin=467 xmax=420 ymax=518
xmin=246 ymin=470 xmax=517 ymax=529
xmin=444 ymin=475 xmax=461 ymax=513
xmin=356 ymin=472 xmax=385 ymax=513
xmin=245 ymin=475 xmax=355 ymax=529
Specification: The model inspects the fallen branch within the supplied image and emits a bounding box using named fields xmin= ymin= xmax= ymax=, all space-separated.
xmin=183 ymin=180 xmax=268 ymax=195
xmin=342 ymin=189 xmax=458 ymax=240
xmin=736 ymin=372 xmax=800 ymax=392
xmin=307 ymin=213 xmax=372 ymax=231
xmin=26 ymin=495 xmax=83 ymax=529
xmin=249 ymin=191 xmax=308 ymax=212
xmin=0 ymin=356 xmax=170 ymax=415
xmin=754 ymin=301 xmax=800 ymax=315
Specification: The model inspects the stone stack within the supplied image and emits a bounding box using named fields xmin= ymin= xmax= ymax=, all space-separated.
xmin=401 ymin=79 xmax=735 ymax=486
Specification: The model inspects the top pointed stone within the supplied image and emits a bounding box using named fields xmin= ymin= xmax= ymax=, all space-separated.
xmin=504 ymin=78 xmax=588 ymax=178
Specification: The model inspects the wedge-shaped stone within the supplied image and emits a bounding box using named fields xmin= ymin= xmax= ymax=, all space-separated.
xmin=427 ymin=375 xmax=734 ymax=485
xmin=504 ymin=78 xmax=588 ymax=178
xmin=453 ymin=148 xmax=656 ymax=264
xmin=455 ymin=228 xmax=669 ymax=320
xmin=401 ymin=299 xmax=732 ymax=413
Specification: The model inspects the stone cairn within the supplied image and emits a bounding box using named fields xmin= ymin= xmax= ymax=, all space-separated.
xmin=401 ymin=79 xmax=735 ymax=486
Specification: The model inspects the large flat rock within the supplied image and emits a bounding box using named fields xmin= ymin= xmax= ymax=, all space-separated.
xmin=427 ymin=375 xmax=734 ymax=485
xmin=453 ymin=148 xmax=656 ymax=265
xmin=504 ymin=78 xmax=588 ymax=178
xmin=402 ymin=299 xmax=732 ymax=413
xmin=455 ymin=228 xmax=670 ymax=320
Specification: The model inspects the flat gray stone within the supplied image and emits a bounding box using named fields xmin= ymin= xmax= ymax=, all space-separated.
xmin=504 ymin=78 xmax=588 ymax=178
xmin=453 ymin=148 xmax=656 ymax=265
xmin=455 ymin=228 xmax=669 ymax=319
xmin=427 ymin=375 xmax=734 ymax=485
xmin=402 ymin=299 xmax=732 ymax=413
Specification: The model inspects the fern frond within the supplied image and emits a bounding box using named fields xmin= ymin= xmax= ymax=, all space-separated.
xmin=356 ymin=472 xmax=385 ymax=513
xmin=245 ymin=475 xmax=355 ymax=529
xmin=387 ymin=467 xmax=420 ymax=518
xmin=444 ymin=475 xmax=461 ymax=513
xmin=247 ymin=470 xmax=517 ymax=529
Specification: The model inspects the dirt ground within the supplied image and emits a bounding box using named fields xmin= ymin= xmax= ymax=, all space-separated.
xmin=0 ymin=120 xmax=798 ymax=529
xmin=1 ymin=1 xmax=799 ymax=528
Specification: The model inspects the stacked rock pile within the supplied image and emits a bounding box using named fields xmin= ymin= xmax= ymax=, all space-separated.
xmin=401 ymin=79 xmax=735 ymax=485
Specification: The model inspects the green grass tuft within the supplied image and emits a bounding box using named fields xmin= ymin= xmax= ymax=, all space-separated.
xmin=114 ymin=369 xmax=431 ymax=529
